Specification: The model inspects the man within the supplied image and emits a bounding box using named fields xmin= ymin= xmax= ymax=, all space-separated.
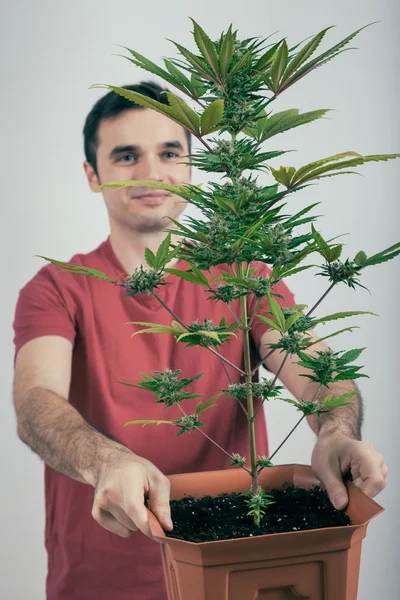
xmin=13 ymin=81 xmax=388 ymax=600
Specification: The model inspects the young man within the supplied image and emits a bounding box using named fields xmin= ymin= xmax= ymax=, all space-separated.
xmin=13 ymin=82 xmax=388 ymax=600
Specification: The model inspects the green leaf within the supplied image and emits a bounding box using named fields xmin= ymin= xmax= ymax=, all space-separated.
xmin=363 ymin=242 xmax=400 ymax=267
xmin=321 ymin=391 xmax=357 ymax=410
xmin=282 ymin=24 xmax=375 ymax=91
xmin=256 ymin=315 xmax=283 ymax=332
xmin=190 ymin=18 xmax=221 ymax=78
xmin=304 ymin=326 xmax=359 ymax=346
xmin=155 ymin=233 xmax=172 ymax=267
xmin=270 ymin=40 xmax=289 ymax=90
xmin=246 ymin=108 xmax=330 ymax=143
xmin=92 ymin=86 xmax=200 ymax=134
xmin=311 ymin=224 xmax=331 ymax=259
xmin=354 ymin=250 xmax=367 ymax=266
xmin=97 ymin=179 xmax=194 ymax=200
xmin=164 ymin=267 xmax=208 ymax=286
xmin=37 ymin=257 xmax=115 ymax=282
xmin=254 ymin=40 xmax=283 ymax=71
xmin=170 ymin=41 xmax=216 ymax=78
xmin=269 ymin=165 xmax=296 ymax=188
xmin=280 ymin=27 xmax=334 ymax=85
xmin=163 ymin=58 xmax=193 ymax=90
xmin=292 ymin=152 xmax=363 ymax=185
xmin=124 ymin=419 xmax=175 ymax=427
xmin=338 ymin=347 xmax=366 ymax=364
xmin=200 ymin=99 xmax=224 ymax=135
xmin=219 ymin=24 xmax=234 ymax=78
xmin=327 ymin=245 xmax=343 ymax=262
xmin=196 ymin=393 xmax=221 ymax=415
xmin=144 ymin=248 xmax=156 ymax=269
xmin=285 ymin=312 xmax=304 ymax=331
xmin=267 ymin=292 xmax=286 ymax=330
xmin=164 ymin=91 xmax=201 ymax=133
xmin=119 ymin=47 xmax=182 ymax=88
xmin=312 ymin=311 xmax=377 ymax=326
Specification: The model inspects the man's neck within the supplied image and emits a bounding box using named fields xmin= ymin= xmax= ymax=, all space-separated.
xmin=109 ymin=225 xmax=182 ymax=275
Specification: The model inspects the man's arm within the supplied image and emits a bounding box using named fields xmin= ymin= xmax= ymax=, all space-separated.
xmin=14 ymin=336 xmax=173 ymax=538
xmin=258 ymin=328 xmax=387 ymax=508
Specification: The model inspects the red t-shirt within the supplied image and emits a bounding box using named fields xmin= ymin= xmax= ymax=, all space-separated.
xmin=13 ymin=237 xmax=295 ymax=600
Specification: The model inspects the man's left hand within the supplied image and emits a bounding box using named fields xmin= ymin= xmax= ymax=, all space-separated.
xmin=311 ymin=432 xmax=388 ymax=510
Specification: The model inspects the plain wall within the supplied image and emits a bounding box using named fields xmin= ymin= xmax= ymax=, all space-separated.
xmin=1 ymin=0 xmax=399 ymax=598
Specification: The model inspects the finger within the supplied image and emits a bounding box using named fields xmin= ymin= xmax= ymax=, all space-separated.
xmin=147 ymin=476 xmax=173 ymax=531
xmin=92 ymin=506 xmax=133 ymax=538
xmin=359 ymin=460 xmax=387 ymax=497
xmin=382 ymin=463 xmax=389 ymax=479
xmin=316 ymin=456 xmax=349 ymax=510
xmin=106 ymin=503 xmax=139 ymax=532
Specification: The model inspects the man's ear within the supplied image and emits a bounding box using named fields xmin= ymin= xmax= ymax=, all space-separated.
xmin=83 ymin=161 xmax=101 ymax=192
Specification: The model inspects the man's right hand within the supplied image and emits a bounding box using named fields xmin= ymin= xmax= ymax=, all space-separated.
xmin=92 ymin=450 xmax=173 ymax=540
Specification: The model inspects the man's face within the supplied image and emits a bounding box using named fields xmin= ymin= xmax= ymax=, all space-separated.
xmin=84 ymin=108 xmax=192 ymax=232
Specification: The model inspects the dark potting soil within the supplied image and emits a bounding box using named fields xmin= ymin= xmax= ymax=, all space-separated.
xmin=165 ymin=485 xmax=351 ymax=543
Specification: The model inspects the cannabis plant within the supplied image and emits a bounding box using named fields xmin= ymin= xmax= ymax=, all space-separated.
xmin=41 ymin=20 xmax=400 ymax=526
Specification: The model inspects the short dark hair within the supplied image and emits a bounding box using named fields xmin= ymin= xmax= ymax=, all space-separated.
xmin=83 ymin=81 xmax=192 ymax=175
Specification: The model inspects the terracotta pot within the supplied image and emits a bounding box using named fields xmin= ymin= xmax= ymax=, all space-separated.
xmin=148 ymin=464 xmax=383 ymax=600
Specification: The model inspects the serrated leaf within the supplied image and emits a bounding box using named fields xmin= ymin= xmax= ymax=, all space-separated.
xmin=363 ymin=241 xmax=400 ymax=267
xmin=270 ymin=165 xmax=296 ymax=188
xmin=285 ymin=313 xmax=304 ymax=331
xmin=124 ymin=419 xmax=175 ymax=427
xmin=327 ymin=245 xmax=343 ymax=262
xmin=164 ymin=91 xmax=201 ymax=133
xmin=354 ymin=250 xmax=367 ymax=266
xmin=168 ymin=40 xmax=217 ymax=80
xmin=155 ymin=233 xmax=172 ymax=266
xmin=254 ymin=40 xmax=283 ymax=71
xmin=196 ymin=393 xmax=221 ymax=415
xmin=312 ymin=312 xmax=377 ymax=326
xmin=304 ymin=327 xmax=359 ymax=346
xmin=280 ymin=27 xmax=333 ymax=85
xmin=144 ymin=248 xmax=156 ymax=269
xmin=200 ymin=99 xmax=224 ymax=135
xmin=282 ymin=24 xmax=375 ymax=91
xmin=256 ymin=315 xmax=283 ymax=332
xmin=267 ymin=292 xmax=286 ymax=330
xmin=93 ymin=86 xmax=200 ymax=134
xmin=219 ymin=24 xmax=234 ymax=78
xmin=190 ymin=18 xmax=221 ymax=78
xmin=37 ymin=257 xmax=115 ymax=282
xmin=248 ymin=108 xmax=330 ymax=143
xmin=291 ymin=152 xmax=363 ymax=185
xmin=270 ymin=40 xmax=289 ymax=90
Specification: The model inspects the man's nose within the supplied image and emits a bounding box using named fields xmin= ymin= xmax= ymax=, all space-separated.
xmin=135 ymin=154 xmax=162 ymax=181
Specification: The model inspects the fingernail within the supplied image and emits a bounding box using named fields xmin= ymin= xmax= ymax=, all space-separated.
xmin=334 ymin=494 xmax=347 ymax=509
xmin=162 ymin=514 xmax=173 ymax=529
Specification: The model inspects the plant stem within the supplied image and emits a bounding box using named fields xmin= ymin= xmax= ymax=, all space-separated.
xmin=175 ymin=404 xmax=251 ymax=475
xmin=238 ymin=263 xmax=258 ymax=494
xmin=253 ymin=353 xmax=289 ymax=420
xmin=268 ymin=415 xmax=306 ymax=461
xmin=267 ymin=383 xmax=322 ymax=461
xmin=305 ymin=282 xmax=336 ymax=317
xmin=218 ymin=356 xmax=249 ymax=417
xmin=152 ymin=291 xmax=245 ymax=376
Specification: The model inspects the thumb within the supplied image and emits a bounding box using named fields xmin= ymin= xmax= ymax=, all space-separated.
xmin=314 ymin=456 xmax=349 ymax=510
xmin=148 ymin=482 xmax=173 ymax=531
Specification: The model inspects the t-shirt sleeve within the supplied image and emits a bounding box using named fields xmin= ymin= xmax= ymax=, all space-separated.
xmin=249 ymin=262 xmax=296 ymax=351
xmin=13 ymin=265 xmax=77 ymax=358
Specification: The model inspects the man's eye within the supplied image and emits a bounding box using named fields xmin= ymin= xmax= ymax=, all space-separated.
xmin=118 ymin=154 xmax=137 ymax=162
xmin=163 ymin=151 xmax=179 ymax=159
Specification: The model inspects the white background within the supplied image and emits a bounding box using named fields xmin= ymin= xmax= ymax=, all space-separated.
xmin=1 ymin=0 xmax=399 ymax=598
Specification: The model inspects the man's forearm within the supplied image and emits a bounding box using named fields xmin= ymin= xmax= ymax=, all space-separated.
xmin=304 ymin=379 xmax=364 ymax=440
xmin=16 ymin=387 xmax=130 ymax=486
